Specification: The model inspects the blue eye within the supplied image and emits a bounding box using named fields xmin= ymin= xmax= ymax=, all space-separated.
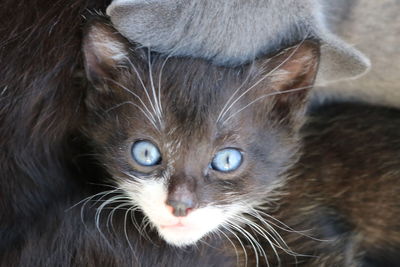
xmin=211 ymin=148 xmax=243 ymax=172
xmin=131 ymin=140 xmax=161 ymax=166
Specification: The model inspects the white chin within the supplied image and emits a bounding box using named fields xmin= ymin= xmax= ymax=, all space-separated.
xmin=119 ymin=179 xmax=237 ymax=247
xmin=157 ymin=225 xmax=212 ymax=247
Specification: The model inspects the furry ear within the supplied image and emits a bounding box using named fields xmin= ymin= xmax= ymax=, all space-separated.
xmin=260 ymin=41 xmax=319 ymax=114
xmin=82 ymin=18 xmax=130 ymax=89
xmin=262 ymin=40 xmax=320 ymax=96
xmin=250 ymin=40 xmax=320 ymax=126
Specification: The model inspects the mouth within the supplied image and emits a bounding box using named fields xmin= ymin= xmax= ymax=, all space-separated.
xmin=160 ymin=222 xmax=186 ymax=229
xmin=159 ymin=221 xmax=197 ymax=231
xmin=156 ymin=221 xmax=205 ymax=246
xmin=147 ymin=207 xmax=228 ymax=246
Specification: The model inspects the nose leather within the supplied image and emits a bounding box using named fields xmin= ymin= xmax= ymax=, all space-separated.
xmin=166 ymin=175 xmax=197 ymax=217
xmin=165 ymin=199 xmax=193 ymax=217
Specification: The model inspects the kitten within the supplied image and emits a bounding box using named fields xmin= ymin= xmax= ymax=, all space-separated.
xmin=81 ymin=16 xmax=318 ymax=248
xmin=82 ymin=18 xmax=400 ymax=266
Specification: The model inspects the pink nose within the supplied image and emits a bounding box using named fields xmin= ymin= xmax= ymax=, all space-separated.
xmin=165 ymin=199 xmax=193 ymax=217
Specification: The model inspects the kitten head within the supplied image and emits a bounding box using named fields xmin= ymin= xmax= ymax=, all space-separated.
xmin=82 ymin=18 xmax=320 ymax=247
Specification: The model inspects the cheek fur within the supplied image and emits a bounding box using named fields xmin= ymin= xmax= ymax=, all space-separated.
xmin=119 ymin=178 xmax=170 ymax=225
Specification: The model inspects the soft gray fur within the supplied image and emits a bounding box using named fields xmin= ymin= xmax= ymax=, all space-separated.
xmin=106 ymin=0 xmax=371 ymax=85
xmin=314 ymin=0 xmax=400 ymax=107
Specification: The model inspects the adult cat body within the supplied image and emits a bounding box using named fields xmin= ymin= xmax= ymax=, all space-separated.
xmin=79 ymin=18 xmax=400 ymax=266
xmin=107 ymin=0 xmax=370 ymax=85
xmin=246 ymin=102 xmax=400 ymax=266
xmin=108 ymin=0 xmax=400 ymax=106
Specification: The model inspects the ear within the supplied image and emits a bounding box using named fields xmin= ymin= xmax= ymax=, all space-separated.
xmin=82 ymin=17 xmax=130 ymax=89
xmin=255 ymin=40 xmax=320 ymax=125
xmin=263 ymin=40 xmax=320 ymax=101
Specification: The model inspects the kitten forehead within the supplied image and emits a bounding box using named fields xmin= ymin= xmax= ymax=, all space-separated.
xmin=113 ymin=57 xmax=254 ymax=138
xmin=112 ymin=56 xmax=274 ymax=145
xmin=117 ymin=43 xmax=318 ymax=134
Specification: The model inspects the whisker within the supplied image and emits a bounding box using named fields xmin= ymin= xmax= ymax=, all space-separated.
xmin=235 ymin=215 xmax=281 ymax=267
xmin=86 ymin=182 xmax=121 ymax=190
xmin=123 ymin=55 xmax=159 ymax=127
xmin=104 ymin=78 xmax=157 ymax=125
xmin=106 ymin=202 xmax=133 ymax=234
xmin=223 ymin=85 xmax=313 ymax=124
xmin=248 ymin=208 xmax=320 ymax=260
xmin=218 ymin=40 xmax=306 ymax=123
xmin=94 ymin=195 xmax=122 ymax=249
xmin=227 ymin=222 xmax=266 ymax=267
xmin=129 ymin=209 xmax=156 ymax=244
xmin=223 ymin=224 xmax=249 ymax=267
xmin=105 ymin=100 xmax=159 ymax=131
xmin=216 ymin=62 xmax=255 ymax=123
xmin=124 ymin=207 xmax=140 ymax=264
xmin=252 ymin=208 xmax=328 ymax=242
xmin=157 ymin=53 xmax=174 ymax=119
xmin=247 ymin=209 xmax=299 ymax=250
xmin=215 ymin=228 xmax=241 ymax=267
xmin=66 ymin=188 xmax=119 ymax=211
xmin=71 ymin=189 xmax=120 ymax=241
xmin=147 ymin=48 xmax=162 ymax=122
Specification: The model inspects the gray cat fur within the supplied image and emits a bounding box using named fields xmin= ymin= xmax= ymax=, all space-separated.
xmin=106 ymin=0 xmax=371 ymax=86
xmin=314 ymin=0 xmax=400 ymax=107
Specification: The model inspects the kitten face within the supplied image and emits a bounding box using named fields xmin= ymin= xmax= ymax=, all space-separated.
xmin=82 ymin=18 xmax=319 ymax=246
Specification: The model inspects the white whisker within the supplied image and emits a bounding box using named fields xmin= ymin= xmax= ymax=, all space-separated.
xmin=217 ymin=41 xmax=306 ymax=123
xmin=216 ymin=63 xmax=255 ymax=123
xmin=248 ymin=208 xmax=320 ymax=260
xmin=147 ymin=48 xmax=163 ymax=124
xmin=215 ymin=228 xmax=241 ymax=266
xmin=66 ymin=188 xmax=119 ymax=211
xmin=223 ymin=225 xmax=249 ymax=267
xmin=106 ymin=100 xmax=159 ymax=131
xmin=105 ymin=78 xmax=157 ymax=125
xmin=94 ymin=195 xmax=122 ymax=249
xmin=124 ymin=207 xmax=140 ymax=264
xmin=106 ymin=202 xmax=132 ymax=234
xmin=253 ymin=208 xmax=328 ymax=242
xmin=130 ymin=209 xmax=156 ymax=244
xmin=124 ymin=55 xmax=159 ymax=127
xmin=157 ymin=54 xmax=173 ymax=120
xmin=235 ymin=215 xmax=281 ymax=266
xmin=223 ymin=86 xmax=312 ymax=124
xmin=227 ymin=221 xmax=266 ymax=267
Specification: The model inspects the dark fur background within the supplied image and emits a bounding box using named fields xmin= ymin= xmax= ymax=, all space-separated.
xmin=1 ymin=0 xmax=95 ymax=253
xmin=0 ymin=2 xmax=236 ymax=266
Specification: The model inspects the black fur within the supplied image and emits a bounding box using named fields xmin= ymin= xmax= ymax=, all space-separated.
xmin=0 ymin=2 xmax=236 ymax=266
